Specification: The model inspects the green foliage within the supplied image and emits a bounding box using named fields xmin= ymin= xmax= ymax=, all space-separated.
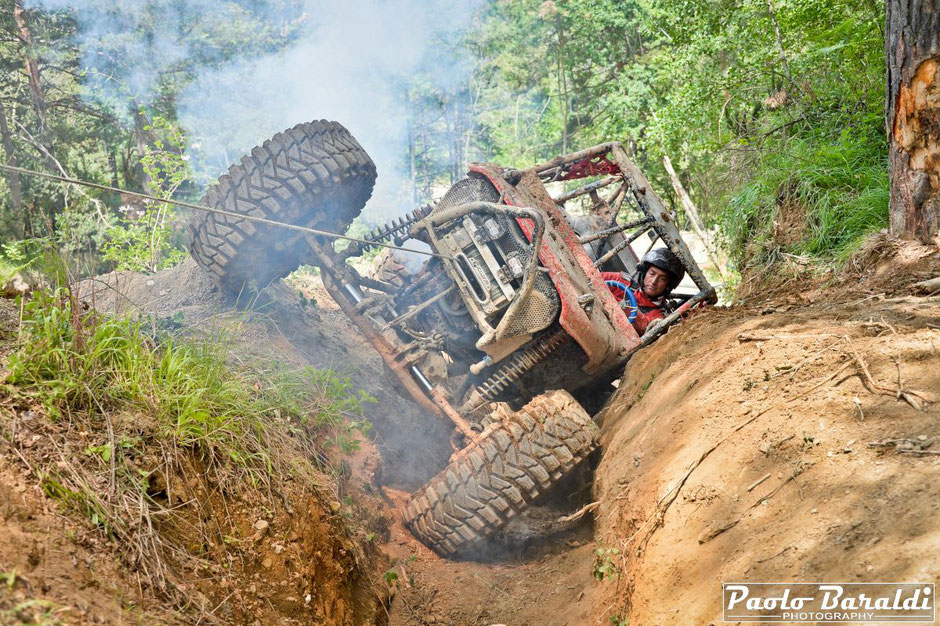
xmin=40 ymin=474 xmax=110 ymax=532
xmin=261 ymin=367 xmax=375 ymax=454
xmin=0 ymin=2 xmax=305 ymax=274
xmin=101 ymin=114 xmax=188 ymax=273
xmin=0 ymin=598 xmax=62 ymax=626
xmin=8 ymin=289 xmax=372 ymax=465
xmin=467 ymin=0 xmax=888 ymax=265
xmin=0 ymin=0 xmax=893 ymax=278
xmin=592 ymin=546 xmax=621 ymax=581
xmin=719 ymin=130 xmax=888 ymax=267
xmin=0 ymin=238 xmax=56 ymax=284
xmin=0 ymin=569 xmax=16 ymax=590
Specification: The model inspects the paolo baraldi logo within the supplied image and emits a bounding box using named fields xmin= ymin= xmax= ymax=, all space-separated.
xmin=722 ymin=582 xmax=935 ymax=622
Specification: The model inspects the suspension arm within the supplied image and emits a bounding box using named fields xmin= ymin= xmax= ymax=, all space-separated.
xmin=304 ymin=235 xmax=478 ymax=440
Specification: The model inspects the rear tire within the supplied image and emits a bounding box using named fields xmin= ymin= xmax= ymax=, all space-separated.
xmin=402 ymin=390 xmax=599 ymax=557
xmin=187 ymin=120 xmax=376 ymax=294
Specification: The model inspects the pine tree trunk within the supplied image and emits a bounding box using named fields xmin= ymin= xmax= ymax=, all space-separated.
xmin=0 ymin=98 xmax=25 ymax=236
xmin=13 ymin=0 xmax=55 ymax=167
xmin=886 ymin=0 xmax=940 ymax=243
xmin=131 ymin=101 xmax=152 ymax=193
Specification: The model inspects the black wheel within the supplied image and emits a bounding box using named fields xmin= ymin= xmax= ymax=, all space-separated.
xmin=401 ymin=390 xmax=599 ymax=557
xmin=187 ymin=120 xmax=376 ymax=294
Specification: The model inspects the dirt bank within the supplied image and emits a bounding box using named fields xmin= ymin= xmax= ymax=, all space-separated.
xmin=591 ymin=240 xmax=940 ymax=624
xmin=0 ymin=271 xmax=394 ymax=624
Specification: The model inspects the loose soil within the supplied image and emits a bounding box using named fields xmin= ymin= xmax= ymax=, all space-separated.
xmin=1 ymin=234 xmax=938 ymax=625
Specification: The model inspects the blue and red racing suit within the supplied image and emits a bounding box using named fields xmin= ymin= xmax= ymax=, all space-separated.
xmin=600 ymin=271 xmax=668 ymax=336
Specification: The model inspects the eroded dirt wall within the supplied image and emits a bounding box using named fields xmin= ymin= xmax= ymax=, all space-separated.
xmin=591 ymin=294 xmax=939 ymax=624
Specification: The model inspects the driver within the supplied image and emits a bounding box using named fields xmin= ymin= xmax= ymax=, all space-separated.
xmin=601 ymin=248 xmax=685 ymax=336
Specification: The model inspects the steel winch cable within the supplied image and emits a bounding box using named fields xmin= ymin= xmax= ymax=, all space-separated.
xmin=0 ymin=163 xmax=453 ymax=260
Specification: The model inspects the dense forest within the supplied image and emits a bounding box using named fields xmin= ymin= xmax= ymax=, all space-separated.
xmin=0 ymin=0 xmax=901 ymax=279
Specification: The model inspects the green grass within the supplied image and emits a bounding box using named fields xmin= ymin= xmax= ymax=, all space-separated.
xmin=1 ymin=288 xmax=377 ymax=609
xmin=718 ymin=130 xmax=889 ymax=268
xmin=7 ymin=288 xmax=374 ymax=471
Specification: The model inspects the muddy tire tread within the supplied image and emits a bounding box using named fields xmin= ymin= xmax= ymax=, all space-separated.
xmin=402 ymin=390 xmax=599 ymax=556
xmin=187 ymin=120 xmax=376 ymax=293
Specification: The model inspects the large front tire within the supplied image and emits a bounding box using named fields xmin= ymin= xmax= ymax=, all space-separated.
xmin=187 ymin=120 xmax=376 ymax=294
xmin=402 ymin=390 xmax=599 ymax=557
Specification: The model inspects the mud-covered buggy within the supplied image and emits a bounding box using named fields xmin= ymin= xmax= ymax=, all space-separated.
xmin=186 ymin=121 xmax=716 ymax=557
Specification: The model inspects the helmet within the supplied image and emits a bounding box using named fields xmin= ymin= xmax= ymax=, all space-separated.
xmin=636 ymin=248 xmax=685 ymax=294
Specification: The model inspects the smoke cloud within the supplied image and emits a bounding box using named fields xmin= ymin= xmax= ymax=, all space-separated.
xmin=29 ymin=0 xmax=480 ymax=221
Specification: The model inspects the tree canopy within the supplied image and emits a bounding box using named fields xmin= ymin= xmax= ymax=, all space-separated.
xmin=0 ymin=0 xmax=891 ymax=275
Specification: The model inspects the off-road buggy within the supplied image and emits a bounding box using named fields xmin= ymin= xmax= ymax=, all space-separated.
xmin=186 ymin=121 xmax=716 ymax=557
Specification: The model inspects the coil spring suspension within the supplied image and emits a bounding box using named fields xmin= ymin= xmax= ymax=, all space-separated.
xmin=342 ymin=204 xmax=432 ymax=258
xmin=462 ymin=328 xmax=569 ymax=411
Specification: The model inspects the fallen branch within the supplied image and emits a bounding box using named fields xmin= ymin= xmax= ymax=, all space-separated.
xmin=845 ymin=339 xmax=932 ymax=408
xmin=868 ymin=437 xmax=934 ymax=455
xmin=557 ymin=500 xmax=600 ymax=524
xmin=756 ymin=545 xmax=793 ymax=564
xmin=698 ymin=519 xmax=739 ymax=544
xmin=912 ymin=276 xmax=940 ymax=295
xmin=750 ymin=461 xmax=811 ymax=508
xmin=746 ymin=473 xmax=771 ymax=492
xmin=738 ymin=332 xmax=837 ymax=342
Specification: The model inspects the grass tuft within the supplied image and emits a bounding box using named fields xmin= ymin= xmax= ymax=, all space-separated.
xmin=718 ymin=130 xmax=888 ymax=269
xmin=1 ymin=289 xmax=375 ymax=610
xmin=7 ymin=289 xmax=372 ymax=467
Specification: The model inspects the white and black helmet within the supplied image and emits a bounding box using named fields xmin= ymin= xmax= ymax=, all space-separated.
xmin=636 ymin=248 xmax=685 ymax=293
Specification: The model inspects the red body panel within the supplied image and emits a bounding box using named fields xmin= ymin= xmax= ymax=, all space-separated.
xmin=556 ymin=155 xmax=619 ymax=180
xmin=468 ymin=163 xmax=641 ymax=374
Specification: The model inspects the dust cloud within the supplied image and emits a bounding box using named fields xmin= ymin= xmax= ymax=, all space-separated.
xmin=28 ymin=0 xmax=480 ymax=221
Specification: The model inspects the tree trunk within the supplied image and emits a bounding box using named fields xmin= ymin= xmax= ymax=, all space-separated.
xmin=0 ymin=98 xmax=25 ymax=237
xmin=886 ymin=0 xmax=940 ymax=243
xmin=131 ymin=101 xmax=153 ymax=193
xmin=663 ymin=155 xmax=707 ymax=238
xmin=107 ymin=146 xmax=119 ymax=188
xmin=765 ymin=0 xmax=792 ymax=81
xmin=408 ymin=119 xmax=417 ymax=206
xmin=452 ymin=99 xmax=461 ymax=183
xmin=444 ymin=97 xmax=454 ymax=185
xmin=556 ymin=23 xmax=569 ymax=155
xmin=663 ymin=154 xmax=726 ymax=280
xmin=13 ymin=0 xmax=55 ymax=167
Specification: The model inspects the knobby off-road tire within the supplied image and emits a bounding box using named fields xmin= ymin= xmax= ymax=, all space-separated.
xmin=402 ymin=390 xmax=599 ymax=557
xmin=368 ymin=249 xmax=411 ymax=288
xmin=187 ymin=121 xmax=376 ymax=294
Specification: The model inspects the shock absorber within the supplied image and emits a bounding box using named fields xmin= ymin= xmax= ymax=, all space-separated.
xmin=461 ymin=328 xmax=569 ymax=412
xmin=340 ymin=204 xmax=433 ymax=259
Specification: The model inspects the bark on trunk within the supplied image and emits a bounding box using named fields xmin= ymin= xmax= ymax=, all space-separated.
xmin=0 ymin=98 xmax=25 ymax=236
xmin=131 ymin=102 xmax=152 ymax=193
xmin=13 ymin=0 xmax=55 ymax=167
xmin=663 ymin=154 xmax=726 ymax=280
xmin=886 ymin=0 xmax=940 ymax=243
